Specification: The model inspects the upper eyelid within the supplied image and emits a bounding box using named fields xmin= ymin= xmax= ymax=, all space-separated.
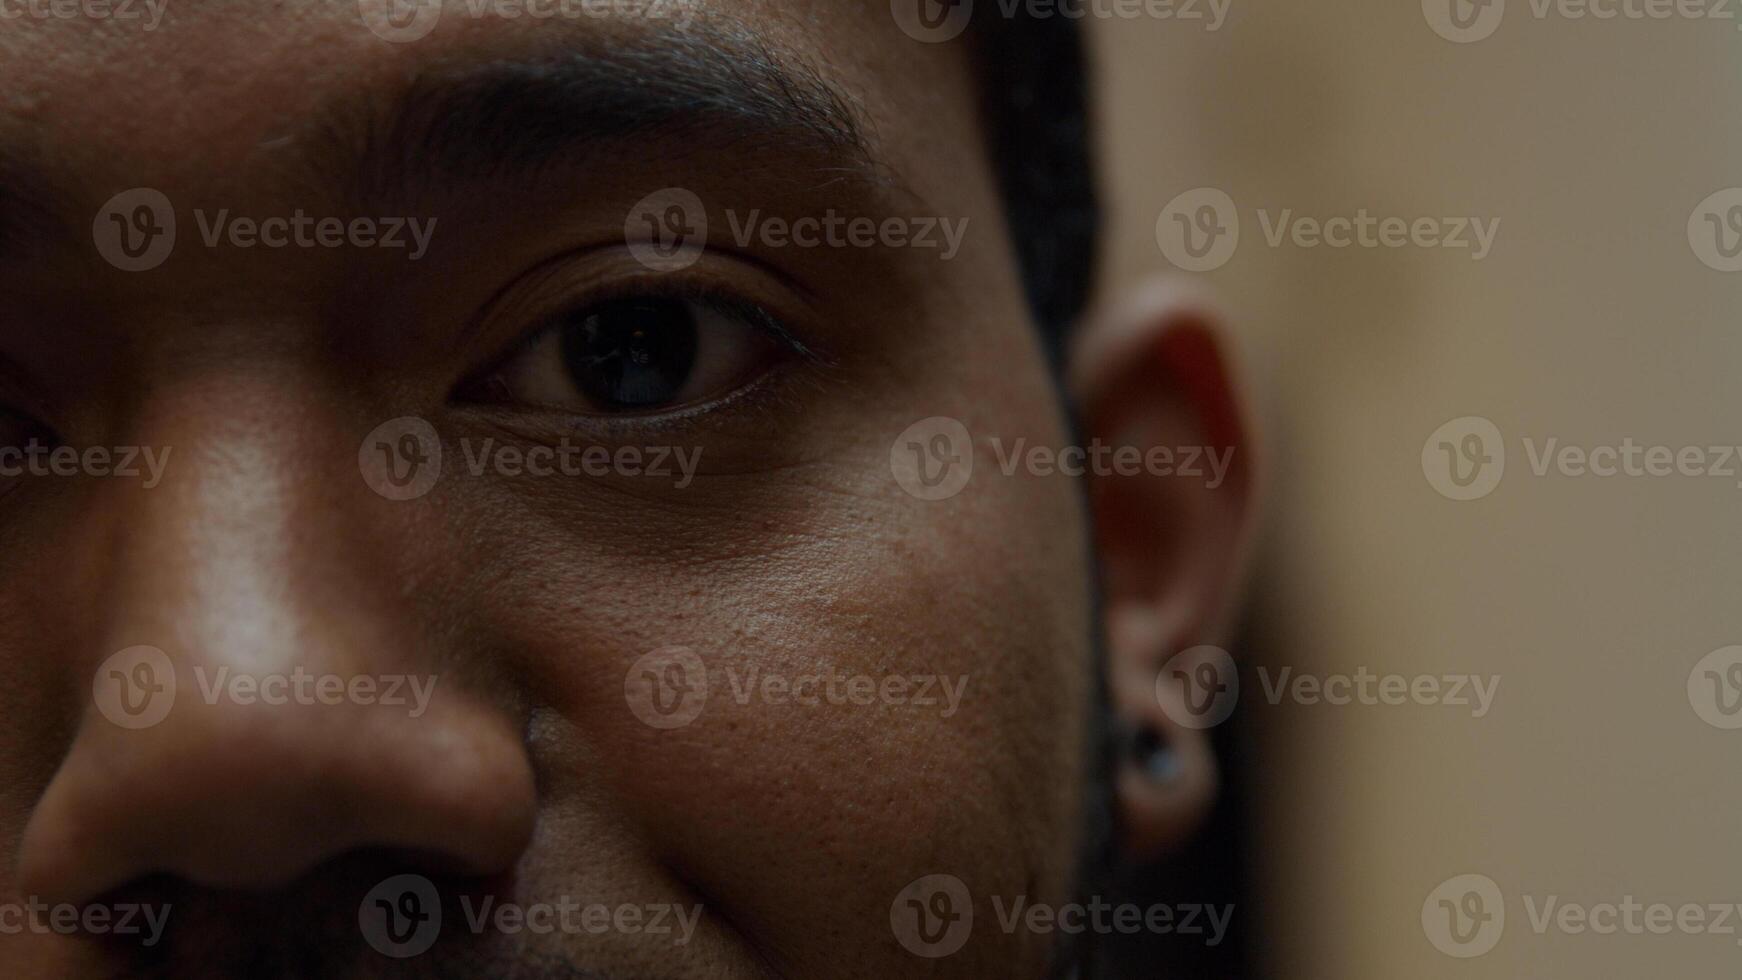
xmin=454 ymin=248 xmax=836 ymax=401
xmin=454 ymin=290 xmax=806 ymax=410
xmin=461 ymin=235 xmax=832 ymax=357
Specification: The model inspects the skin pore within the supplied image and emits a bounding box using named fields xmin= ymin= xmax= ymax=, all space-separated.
xmin=0 ymin=2 xmax=1253 ymax=977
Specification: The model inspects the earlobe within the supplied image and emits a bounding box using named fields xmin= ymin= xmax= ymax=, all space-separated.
xmin=1068 ymin=274 xmax=1259 ymax=860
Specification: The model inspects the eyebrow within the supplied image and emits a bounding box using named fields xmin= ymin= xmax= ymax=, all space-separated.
xmin=0 ymin=22 xmax=890 ymax=260
xmin=302 ymin=23 xmax=890 ymax=212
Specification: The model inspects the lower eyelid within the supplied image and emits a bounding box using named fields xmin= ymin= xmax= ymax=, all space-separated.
xmin=471 ymin=295 xmax=795 ymax=419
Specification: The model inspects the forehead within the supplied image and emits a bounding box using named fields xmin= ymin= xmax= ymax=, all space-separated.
xmin=0 ymin=0 xmax=986 ymax=214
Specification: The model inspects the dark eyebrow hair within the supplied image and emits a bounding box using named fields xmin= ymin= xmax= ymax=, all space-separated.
xmin=0 ymin=23 xmax=892 ymax=264
xmin=304 ymin=23 xmax=888 ymax=210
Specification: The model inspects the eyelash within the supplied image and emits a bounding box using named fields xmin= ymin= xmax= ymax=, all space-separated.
xmin=452 ymin=279 xmax=815 ymax=420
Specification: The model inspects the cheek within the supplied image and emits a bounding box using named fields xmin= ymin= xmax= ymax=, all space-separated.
xmin=443 ymin=400 xmax=1094 ymax=974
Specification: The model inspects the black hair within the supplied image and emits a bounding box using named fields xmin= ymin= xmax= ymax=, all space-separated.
xmin=970 ymin=9 xmax=1101 ymax=364
xmin=970 ymin=14 xmax=1114 ymax=977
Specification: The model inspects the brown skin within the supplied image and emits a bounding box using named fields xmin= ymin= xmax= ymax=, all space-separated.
xmin=0 ymin=2 xmax=1254 ymax=977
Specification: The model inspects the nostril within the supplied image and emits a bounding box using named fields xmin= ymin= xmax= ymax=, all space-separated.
xmin=18 ymin=683 xmax=538 ymax=910
xmin=62 ymin=856 xmax=525 ymax=968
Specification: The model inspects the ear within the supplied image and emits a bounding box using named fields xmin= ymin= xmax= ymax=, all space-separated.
xmin=1067 ymin=274 xmax=1260 ymax=862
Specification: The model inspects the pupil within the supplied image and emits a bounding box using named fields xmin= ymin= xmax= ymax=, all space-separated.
xmin=559 ymin=298 xmax=698 ymax=409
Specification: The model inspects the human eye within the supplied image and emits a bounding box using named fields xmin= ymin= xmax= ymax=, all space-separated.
xmin=458 ymin=290 xmax=799 ymax=418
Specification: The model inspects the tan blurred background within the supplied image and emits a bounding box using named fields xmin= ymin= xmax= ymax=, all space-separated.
xmin=1091 ymin=3 xmax=1741 ymax=976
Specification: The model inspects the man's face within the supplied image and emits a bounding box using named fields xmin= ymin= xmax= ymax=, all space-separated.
xmin=0 ymin=2 xmax=1095 ymax=976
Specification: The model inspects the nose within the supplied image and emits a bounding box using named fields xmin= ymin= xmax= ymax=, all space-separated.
xmin=15 ymin=385 xmax=536 ymax=905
